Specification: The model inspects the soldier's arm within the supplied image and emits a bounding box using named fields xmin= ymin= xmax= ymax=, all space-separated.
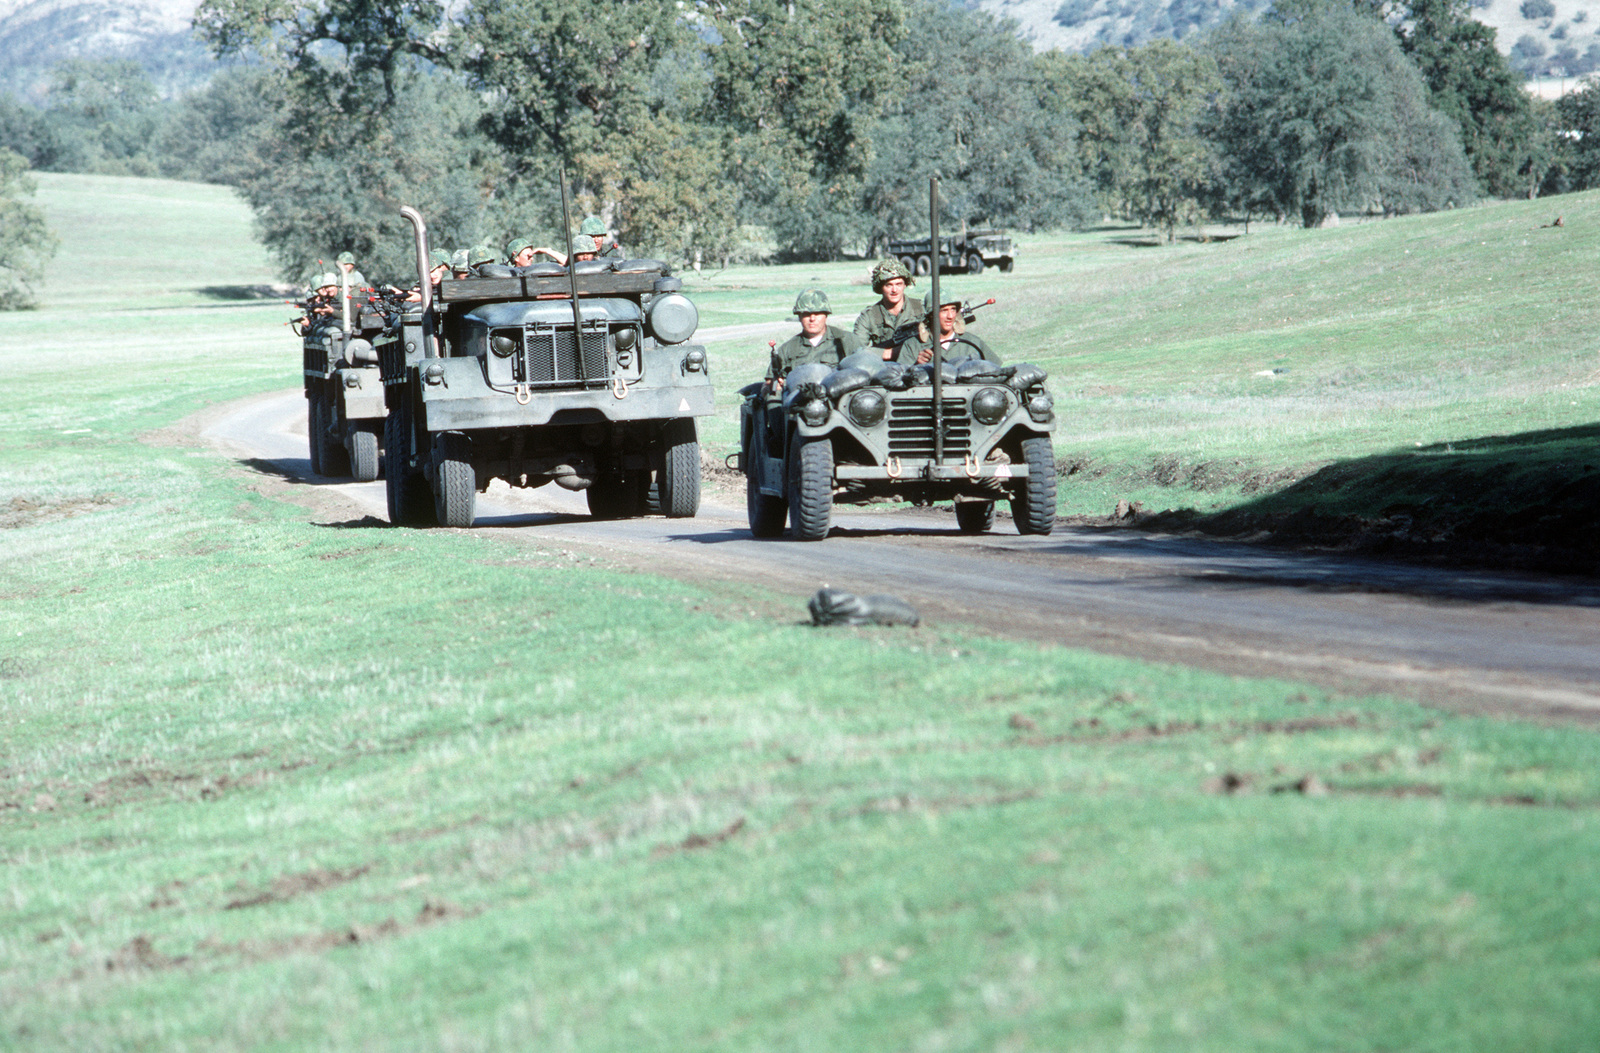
xmin=851 ymin=307 xmax=875 ymax=346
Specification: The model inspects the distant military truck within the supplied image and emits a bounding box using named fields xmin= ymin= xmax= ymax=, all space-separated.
xmin=297 ymin=281 xmax=387 ymax=482
xmin=887 ymin=229 xmax=1016 ymax=277
xmin=737 ymin=346 xmax=1057 ymax=541
xmin=379 ymin=206 xmax=713 ymax=528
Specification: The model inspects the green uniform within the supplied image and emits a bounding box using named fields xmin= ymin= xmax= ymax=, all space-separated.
xmin=766 ymin=325 xmax=861 ymax=381
xmin=852 ymin=300 xmax=914 ymax=350
xmin=893 ymin=331 xmax=1001 ymax=366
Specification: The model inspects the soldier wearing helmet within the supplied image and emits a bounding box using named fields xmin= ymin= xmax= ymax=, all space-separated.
xmin=335 ymin=250 xmax=366 ymax=288
xmin=450 ymin=248 xmax=471 ymax=279
xmin=531 ymin=234 xmax=600 ymax=268
xmin=895 ymin=291 xmax=1001 ymax=367
xmin=580 ymin=216 xmax=624 ymax=258
xmin=765 ymin=289 xmax=862 ymax=393
xmin=852 ymin=258 xmax=915 ymax=357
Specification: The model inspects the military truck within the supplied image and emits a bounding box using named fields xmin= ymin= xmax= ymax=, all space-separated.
xmin=297 ymin=279 xmax=387 ymax=482
xmin=379 ymin=205 xmax=713 ymax=528
xmin=887 ymin=228 xmax=1016 ymax=277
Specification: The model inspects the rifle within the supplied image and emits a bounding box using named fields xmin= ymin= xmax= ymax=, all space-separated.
xmin=886 ymin=297 xmax=997 ymax=349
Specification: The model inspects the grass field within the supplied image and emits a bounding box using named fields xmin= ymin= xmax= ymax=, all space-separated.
xmin=2 ymin=174 xmax=1598 ymax=1050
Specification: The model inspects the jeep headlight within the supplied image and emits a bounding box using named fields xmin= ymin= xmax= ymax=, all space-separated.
xmin=1027 ymin=392 xmax=1054 ymax=423
xmin=490 ymin=334 xmax=517 ymax=357
xmin=971 ymin=387 xmax=1010 ymax=425
xmin=846 ymin=388 xmax=886 ymax=427
xmin=799 ymin=398 xmax=830 ymax=427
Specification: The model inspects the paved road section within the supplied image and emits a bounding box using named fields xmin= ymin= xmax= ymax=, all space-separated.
xmin=204 ymin=391 xmax=1600 ymax=721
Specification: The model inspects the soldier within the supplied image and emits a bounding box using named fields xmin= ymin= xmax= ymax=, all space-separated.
xmin=404 ymin=250 xmax=452 ymax=302
xmin=335 ymin=251 xmax=366 ymax=288
xmin=505 ymin=236 xmax=538 ymax=268
xmin=581 ymin=216 xmax=624 ymax=258
xmin=468 ymin=245 xmax=498 ymax=274
xmin=895 ymin=291 xmax=1001 ymax=366
xmin=530 ymin=235 xmax=599 ymax=268
xmin=852 ymin=258 xmax=916 ymax=358
xmin=450 ymin=248 xmax=471 ymax=279
xmin=765 ymin=289 xmax=861 ymax=393
xmin=310 ymin=273 xmax=341 ymax=316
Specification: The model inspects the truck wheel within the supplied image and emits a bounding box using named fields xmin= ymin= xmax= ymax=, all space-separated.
xmin=659 ymin=418 xmax=700 ymax=518
xmin=433 ymin=434 xmax=476 ymax=528
xmin=1010 ymin=437 xmax=1057 ymax=536
xmin=318 ymin=390 xmax=350 ymax=477
xmin=350 ymin=426 xmax=379 ymax=483
xmin=788 ymin=438 xmax=833 ymax=541
xmin=955 ymin=500 xmax=995 ymax=533
xmin=306 ymin=394 xmax=323 ymax=474
xmin=747 ymin=475 xmax=788 ymax=538
xmin=966 ymin=254 xmax=984 ymax=275
xmin=385 ymin=396 xmax=435 ymax=526
xmin=915 ymin=254 xmax=931 ymax=276
xmin=999 ymin=256 xmax=1015 ymax=273
xmin=898 ymin=256 xmax=916 ymax=276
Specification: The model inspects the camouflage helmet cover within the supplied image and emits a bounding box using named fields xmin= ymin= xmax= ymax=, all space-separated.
xmin=336 ymin=251 xmax=356 ymax=266
xmin=570 ymin=234 xmax=599 ymax=255
xmin=579 ymin=216 xmax=607 ymax=237
xmin=505 ymin=236 xmax=533 ymax=259
xmin=870 ymin=258 xmax=914 ymax=293
xmin=314 ymin=272 xmax=340 ymax=291
xmin=792 ymin=288 xmax=833 ymax=315
xmin=468 ymin=245 xmax=497 ymax=267
xmin=428 ymin=248 xmax=452 ymax=269
xmin=450 ymin=248 xmax=470 ymax=271
xmin=921 ymin=290 xmax=961 ymax=314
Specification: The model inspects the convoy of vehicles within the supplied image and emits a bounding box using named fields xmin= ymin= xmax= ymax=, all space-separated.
xmin=289 ymin=183 xmax=1056 ymax=539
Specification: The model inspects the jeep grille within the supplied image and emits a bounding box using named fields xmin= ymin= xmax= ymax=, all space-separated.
xmin=887 ymin=397 xmax=971 ymax=460
xmin=510 ymin=322 xmax=611 ymax=388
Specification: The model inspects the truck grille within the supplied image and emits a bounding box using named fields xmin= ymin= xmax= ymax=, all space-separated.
xmin=887 ymin=397 xmax=971 ymax=459
xmin=516 ymin=323 xmax=610 ymax=388
xmin=303 ymin=336 xmax=329 ymax=377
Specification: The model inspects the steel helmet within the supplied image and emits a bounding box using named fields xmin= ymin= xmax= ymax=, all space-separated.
xmin=792 ymin=288 xmax=833 ymax=315
xmin=579 ymin=216 xmax=607 ymax=237
xmin=870 ymin=258 xmax=914 ymax=293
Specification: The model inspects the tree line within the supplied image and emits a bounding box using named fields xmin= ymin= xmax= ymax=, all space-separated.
xmin=2 ymin=0 xmax=1597 ymax=294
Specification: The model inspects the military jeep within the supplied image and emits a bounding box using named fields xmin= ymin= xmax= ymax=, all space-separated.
xmin=378 ymin=207 xmax=713 ymax=528
xmin=299 ymin=293 xmax=387 ymax=482
xmin=738 ymin=350 xmax=1056 ymax=540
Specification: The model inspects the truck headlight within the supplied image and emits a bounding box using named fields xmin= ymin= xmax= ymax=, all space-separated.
xmin=971 ymin=387 xmax=1009 ymax=425
xmin=491 ymin=335 xmax=517 ymax=357
xmin=846 ymin=388 xmax=886 ymax=427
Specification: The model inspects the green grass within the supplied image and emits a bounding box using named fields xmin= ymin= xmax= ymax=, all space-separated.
xmin=2 ymin=175 xmax=1599 ymax=1050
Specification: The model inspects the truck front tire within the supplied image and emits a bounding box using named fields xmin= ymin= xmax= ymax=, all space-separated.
xmin=659 ymin=418 xmax=700 ymax=518
xmin=385 ymin=397 xmax=435 ymax=526
xmin=434 ymin=434 xmax=476 ymax=528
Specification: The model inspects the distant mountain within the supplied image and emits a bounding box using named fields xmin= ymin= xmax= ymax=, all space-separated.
xmin=0 ymin=0 xmax=211 ymax=99
xmin=972 ymin=0 xmax=1600 ymax=78
xmin=4 ymin=0 xmax=1598 ymax=106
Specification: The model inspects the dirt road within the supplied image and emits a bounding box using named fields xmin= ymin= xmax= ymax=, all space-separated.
xmin=202 ymin=390 xmax=1600 ymax=722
